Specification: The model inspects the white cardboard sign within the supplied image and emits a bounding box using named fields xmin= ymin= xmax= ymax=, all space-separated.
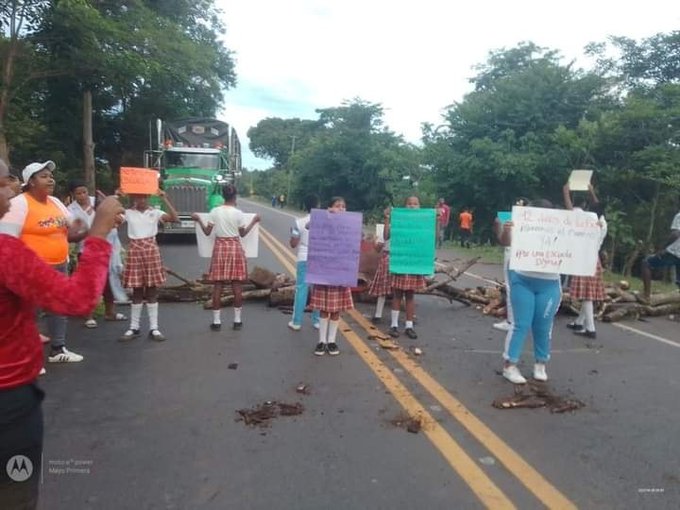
xmin=195 ymin=212 xmax=259 ymax=258
xmin=375 ymin=223 xmax=385 ymax=243
xmin=509 ymin=206 xmax=600 ymax=276
xmin=568 ymin=170 xmax=593 ymax=191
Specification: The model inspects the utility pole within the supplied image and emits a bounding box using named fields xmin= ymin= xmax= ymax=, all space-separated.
xmin=286 ymin=135 xmax=296 ymax=199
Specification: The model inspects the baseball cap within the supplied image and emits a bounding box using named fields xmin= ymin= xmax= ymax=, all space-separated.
xmin=22 ymin=161 xmax=56 ymax=183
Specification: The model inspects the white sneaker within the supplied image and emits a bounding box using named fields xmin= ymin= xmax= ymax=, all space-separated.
xmin=48 ymin=348 xmax=84 ymax=363
xmin=493 ymin=320 xmax=511 ymax=332
xmin=84 ymin=318 xmax=98 ymax=329
xmin=287 ymin=321 xmax=301 ymax=331
xmin=39 ymin=367 xmax=46 ymax=376
xmin=502 ymin=365 xmax=527 ymax=384
xmin=533 ymin=363 xmax=548 ymax=381
xmin=313 ymin=322 xmax=320 ymax=330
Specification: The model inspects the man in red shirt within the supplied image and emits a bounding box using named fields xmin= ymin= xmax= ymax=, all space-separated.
xmin=0 ymin=158 xmax=122 ymax=509
xmin=436 ymin=198 xmax=451 ymax=249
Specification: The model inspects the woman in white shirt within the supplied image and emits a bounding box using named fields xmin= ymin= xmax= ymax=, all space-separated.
xmin=193 ymin=184 xmax=260 ymax=331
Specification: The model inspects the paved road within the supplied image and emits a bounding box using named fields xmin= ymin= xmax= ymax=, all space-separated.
xmin=37 ymin=199 xmax=680 ymax=509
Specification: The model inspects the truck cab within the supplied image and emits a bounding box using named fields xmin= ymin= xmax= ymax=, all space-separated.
xmin=145 ymin=118 xmax=242 ymax=234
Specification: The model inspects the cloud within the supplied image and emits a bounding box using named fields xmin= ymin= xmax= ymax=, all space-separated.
xmin=217 ymin=0 xmax=680 ymax=170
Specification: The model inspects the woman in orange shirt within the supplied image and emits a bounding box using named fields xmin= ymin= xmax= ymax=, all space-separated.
xmin=0 ymin=161 xmax=88 ymax=365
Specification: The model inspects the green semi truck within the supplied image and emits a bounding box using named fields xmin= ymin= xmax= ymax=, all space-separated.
xmin=144 ymin=117 xmax=242 ymax=234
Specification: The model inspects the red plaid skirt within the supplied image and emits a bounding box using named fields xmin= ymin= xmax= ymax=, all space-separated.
xmin=208 ymin=237 xmax=248 ymax=282
xmin=391 ymin=273 xmax=426 ymax=291
xmin=368 ymin=251 xmax=391 ymax=296
xmin=122 ymin=237 xmax=166 ymax=288
xmin=310 ymin=285 xmax=354 ymax=313
xmin=570 ymin=260 xmax=606 ymax=301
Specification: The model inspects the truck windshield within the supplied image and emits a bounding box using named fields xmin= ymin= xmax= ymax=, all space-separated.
xmin=165 ymin=152 xmax=219 ymax=170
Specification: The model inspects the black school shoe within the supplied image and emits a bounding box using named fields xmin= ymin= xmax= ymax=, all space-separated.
xmin=314 ymin=343 xmax=326 ymax=356
xmin=389 ymin=327 xmax=400 ymax=338
xmin=233 ymin=322 xmax=243 ymax=331
xmin=573 ymin=329 xmax=596 ymax=339
xmin=405 ymin=328 xmax=418 ymax=340
xmin=210 ymin=323 xmax=221 ymax=331
xmin=327 ymin=343 xmax=340 ymax=356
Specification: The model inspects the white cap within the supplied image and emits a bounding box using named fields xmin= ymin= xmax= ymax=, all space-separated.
xmin=22 ymin=161 xmax=56 ymax=183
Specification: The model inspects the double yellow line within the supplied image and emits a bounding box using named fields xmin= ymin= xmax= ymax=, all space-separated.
xmin=259 ymin=225 xmax=577 ymax=510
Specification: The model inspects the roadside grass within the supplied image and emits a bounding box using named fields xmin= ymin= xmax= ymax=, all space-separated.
xmin=441 ymin=242 xmax=505 ymax=264
xmin=602 ymin=270 xmax=678 ymax=294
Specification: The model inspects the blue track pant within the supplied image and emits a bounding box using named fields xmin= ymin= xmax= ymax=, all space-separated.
xmin=503 ymin=271 xmax=561 ymax=364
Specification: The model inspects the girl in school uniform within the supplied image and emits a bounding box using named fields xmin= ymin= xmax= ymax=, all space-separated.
xmin=367 ymin=207 xmax=392 ymax=323
xmin=309 ymin=197 xmax=354 ymax=356
xmin=388 ymin=196 xmax=426 ymax=340
xmin=192 ymin=184 xmax=260 ymax=331
xmin=563 ymin=183 xmax=607 ymax=338
xmin=120 ymin=190 xmax=178 ymax=342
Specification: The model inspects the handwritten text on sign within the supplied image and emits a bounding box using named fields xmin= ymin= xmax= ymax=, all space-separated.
xmin=509 ymin=206 xmax=601 ymax=276
xmin=389 ymin=208 xmax=436 ymax=275
xmin=306 ymin=209 xmax=363 ymax=287
xmin=120 ymin=167 xmax=159 ymax=195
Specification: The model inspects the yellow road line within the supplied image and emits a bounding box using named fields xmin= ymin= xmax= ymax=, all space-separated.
xmin=260 ymin=224 xmax=577 ymax=509
xmin=259 ymin=226 xmax=516 ymax=509
xmin=348 ymin=310 xmax=577 ymax=510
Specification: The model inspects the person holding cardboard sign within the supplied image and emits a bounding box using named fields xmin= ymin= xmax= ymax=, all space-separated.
xmin=563 ymin=182 xmax=608 ymax=338
xmin=309 ymin=197 xmax=355 ymax=356
xmin=119 ymin=190 xmax=178 ymax=342
xmin=499 ymin=199 xmax=561 ymax=385
xmin=192 ymin=184 xmax=260 ymax=331
xmin=388 ymin=196 xmax=428 ymax=340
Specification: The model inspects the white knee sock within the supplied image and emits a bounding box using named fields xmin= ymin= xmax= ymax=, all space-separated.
xmin=391 ymin=310 xmax=399 ymax=328
xmin=212 ymin=309 xmax=221 ymax=324
xmin=582 ymin=300 xmax=595 ymax=331
xmin=234 ymin=307 xmax=242 ymax=323
xmin=328 ymin=320 xmax=339 ymax=344
xmin=374 ymin=296 xmax=386 ymax=318
xmin=130 ymin=303 xmax=143 ymax=330
xmin=146 ymin=302 xmax=159 ymax=331
xmin=319 ymin=317 xmax=330 ymax=344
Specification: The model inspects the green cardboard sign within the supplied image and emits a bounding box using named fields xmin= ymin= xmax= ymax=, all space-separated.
xmin=389 ymin=208 xmax=436 ymax=275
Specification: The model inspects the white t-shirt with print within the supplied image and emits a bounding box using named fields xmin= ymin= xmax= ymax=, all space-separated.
xmin=124 ymin=208 xmax=165 ymax=239
xmin=208 ymin=205 xmax=246 ymax=238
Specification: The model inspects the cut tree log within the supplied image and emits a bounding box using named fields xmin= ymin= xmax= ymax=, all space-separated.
xmin=643 ymin=303 xmax=680 ymax=316
xmin=249 ymin=266 xmax=278 ymax=289
xmin=646 ymin=292 xmax=680 ymax=307
xmin=424 ymin=257 xmax=481 ymax=293
xmin=268 ymin=286 xmax=296 ymax=307
xmin=203 ymin=289 xmax=272 ymax=309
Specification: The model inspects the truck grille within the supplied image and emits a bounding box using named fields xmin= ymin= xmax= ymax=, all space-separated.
xmin=166 ymin=185 xmax=207 ymax=214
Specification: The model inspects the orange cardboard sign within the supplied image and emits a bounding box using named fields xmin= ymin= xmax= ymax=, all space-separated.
xmin=120 ymin=167 xmax=159 ymax=194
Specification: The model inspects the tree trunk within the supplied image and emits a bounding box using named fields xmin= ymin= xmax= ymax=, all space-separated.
xmin=82 ymin=89 xmax=96 ymax=191
xmin=645 ymin=181 xmax=661 ymax=247
xmin=0 ymin=26 xmax=19 ymax=163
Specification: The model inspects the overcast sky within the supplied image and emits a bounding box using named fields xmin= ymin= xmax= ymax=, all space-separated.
xmin=216 ymin=0 xmax=679 ymax=170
